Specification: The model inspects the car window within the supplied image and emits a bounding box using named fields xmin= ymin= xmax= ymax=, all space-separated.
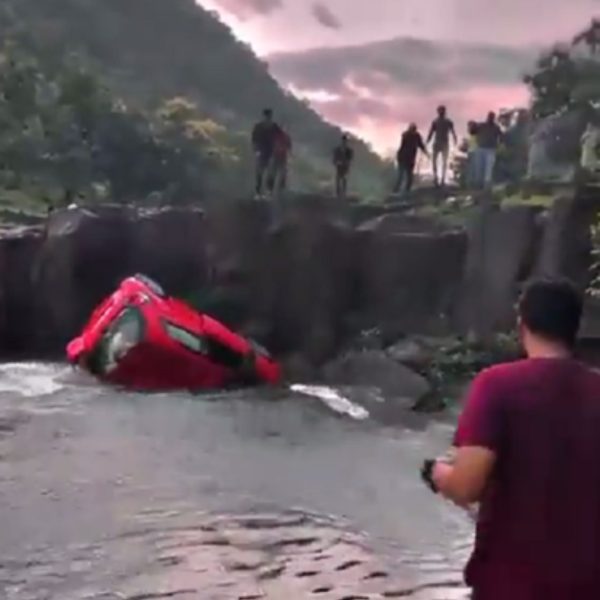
xmin=163 ymin=320 xmax=245 ymax=369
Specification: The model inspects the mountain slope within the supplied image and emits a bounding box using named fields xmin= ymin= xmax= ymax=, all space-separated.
xmin=0 ymin=0 xmax=384 ymax=195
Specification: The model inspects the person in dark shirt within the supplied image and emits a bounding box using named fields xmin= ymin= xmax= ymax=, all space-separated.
xmin=267 ymin=124 xmax=292 ymax=195
xmin=251 ymin=108 xmax=279 ymax=197
xmin=474 ymin=111 xmax=503 ymax=189
xmin=427 ymin=105 xmax=457 ymax=187
xmin=332 ymin=134 xmax=354 ymax=198
xmin=394 ymin=123 xmax=429 ymax=194
xmin=424 ymin=278 xmax=600 ymax=600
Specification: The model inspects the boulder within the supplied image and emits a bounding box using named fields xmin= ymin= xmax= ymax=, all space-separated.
xmin=386 ymin=337 xmax=433 ymax=369
xmin=323 ymin=350 xmax=431 ymax=402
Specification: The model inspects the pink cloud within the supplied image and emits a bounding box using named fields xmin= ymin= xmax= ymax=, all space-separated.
xmin=210 ymin=0 xmax=283 ymax=21
xmin=307 ymin=83 xmax=530 ymax=154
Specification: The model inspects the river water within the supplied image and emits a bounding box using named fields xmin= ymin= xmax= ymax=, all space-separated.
xmin=0 ymin=363 xmax=472 ymax=600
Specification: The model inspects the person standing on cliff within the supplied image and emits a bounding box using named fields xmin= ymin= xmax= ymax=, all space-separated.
xmin=422 ymin=278 xmax=600 ymax=600
xmin=251 ymin=108 xmax=279 ymax=198
xmin=474 ymin=111 xmax=503 ymax=189
xmin=332 ymin=134 xmax=354 ymax=198
xmin=427 ymin=105 xmax=457 ymax=187
xmin=268 ymin=123 xmax=292 ymax=196
xmin=394 ymin=123 xmax=429 ymax=195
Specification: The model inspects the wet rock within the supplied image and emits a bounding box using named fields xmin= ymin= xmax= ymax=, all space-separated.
xmin=323 ymin=351 xmax=430 ymax=403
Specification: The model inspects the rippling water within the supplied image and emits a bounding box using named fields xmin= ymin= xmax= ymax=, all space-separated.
xmin=0 ymin=363 xmax=472 ymax=599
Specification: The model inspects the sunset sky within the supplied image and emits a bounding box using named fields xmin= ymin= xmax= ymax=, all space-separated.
xmin=198 ymin=0 xmax=599 ymax=153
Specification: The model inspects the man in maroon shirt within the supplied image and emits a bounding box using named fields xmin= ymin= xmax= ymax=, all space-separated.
xmin=424 ymin=278 xmax=600 ymax=599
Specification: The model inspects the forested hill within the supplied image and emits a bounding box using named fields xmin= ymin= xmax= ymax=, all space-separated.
xmin=0 ymin=0 xmax=384 ymax=197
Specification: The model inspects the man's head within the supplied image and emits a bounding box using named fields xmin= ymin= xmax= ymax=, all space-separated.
xmin=341 ymin=134 xmax=349 ymax=146
xmin=517 ymin=278 xmax=583 ymax=355
xmin=487 ymin=111 xmax=496 ymax=123
xmin=408 ymin=122 xmax=417 ymax=133
xmin=263 ymin=108 xmax=273 ymax=121
xmin=437 ymin=105 xmax=447 ymax=118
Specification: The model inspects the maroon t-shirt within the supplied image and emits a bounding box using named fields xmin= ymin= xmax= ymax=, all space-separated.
xmin=455 ymin=359 xmax=600 ymax=599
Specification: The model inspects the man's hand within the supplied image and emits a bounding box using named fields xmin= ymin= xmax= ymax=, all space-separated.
xmin=431 ymin=446 xmax=496 ymax=507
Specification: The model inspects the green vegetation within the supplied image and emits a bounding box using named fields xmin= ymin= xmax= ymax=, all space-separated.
xmin=0 ymin=0 xmax=384 ymax=207
xmin=525 ymin=20 xmax=600 ymax=119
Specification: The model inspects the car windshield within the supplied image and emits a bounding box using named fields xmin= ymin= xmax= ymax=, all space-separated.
xmin=88 ymin=307 xmax=145 ymax=375
xmin=163 ymin=321 xmax=208 ymax=354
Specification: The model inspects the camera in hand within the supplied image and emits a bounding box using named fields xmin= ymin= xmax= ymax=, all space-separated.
xmin=420 ymin=459 xmax=438 ymax=493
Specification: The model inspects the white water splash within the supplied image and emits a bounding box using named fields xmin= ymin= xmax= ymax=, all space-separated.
xmin=290 ymin=384 xmax=370 ymax=420
xmin=0 ymin=363 xmax=67 ymax=397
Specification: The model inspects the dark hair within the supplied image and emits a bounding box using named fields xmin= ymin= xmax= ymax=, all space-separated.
xmin=263 ymin=108 xmax=273 ymax=118
xmin=518 ymin=278 xmax=583 ymax=347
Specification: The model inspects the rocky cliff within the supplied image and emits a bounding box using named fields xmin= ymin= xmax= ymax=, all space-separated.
xmin=0 ymin=190 xmax=598 ymax=368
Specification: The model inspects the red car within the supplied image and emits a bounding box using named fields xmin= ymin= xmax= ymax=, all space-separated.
xmin=66 ymin=275 xmax=281 ymax=390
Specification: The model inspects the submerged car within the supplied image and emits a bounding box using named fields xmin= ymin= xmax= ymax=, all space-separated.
xmin=66 ymin=275 xmax=281 ymax=390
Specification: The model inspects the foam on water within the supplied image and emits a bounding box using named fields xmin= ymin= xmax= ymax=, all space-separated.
xmin=290 ymin=384 xmax=371 ymax=420
xmin=0 ymin=362 xmax=67 ymax=397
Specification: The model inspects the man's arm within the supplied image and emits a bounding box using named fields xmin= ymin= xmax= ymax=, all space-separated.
xmin=450 ymin=121 xmax=458 ymax=145
xmin=417 ymin=134 xmax=429 ymax=158
xmin=433 ymin=446 xmax=496 ymax=506
xmin=432 ymin=369 xmax=502 ymax=506
xmin=426 ymin=121 xmax=435 ymax=144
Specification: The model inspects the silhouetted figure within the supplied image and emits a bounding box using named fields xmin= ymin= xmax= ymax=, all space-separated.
xmin=333 ymin=134 xmax=354 ymax=198
xmin=474 ymin=111 xmax=503 ymax=189
xmin=268 ymin=124 xmax=292 ymax=194
xmin=251 ymin=108 xmax=279 ymax=197
xmin=427 ymin=105 xmax=457 ymax=187
xmin=394 ymin=123 xmax=429 ymax=195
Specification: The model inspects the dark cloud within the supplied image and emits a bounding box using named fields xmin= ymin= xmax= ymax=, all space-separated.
xmin=311 ymin=2 xmax=342 ymax=30
xmin=269 ymin=37 xmax=539 ymax=95
xmin=213 ymin=0 xmax=283 ymax=20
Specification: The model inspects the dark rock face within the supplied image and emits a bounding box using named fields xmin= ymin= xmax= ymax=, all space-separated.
xmin=34 ymin=207 xmax=135 ymax=351
xmin=356 ymin=220 xmax=467 ymax=334
xmin=258 ymin=216 xmax=355 ymax=363
xmin=456 ymin=205 xmax=541 ymax=339
xmin=535 ymin=191 xmax=599 ymax=290
xmin=0 ymin=189 xmax=596 ymax=365
xmin=0 ymin=227 xmax=44 ymax=355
